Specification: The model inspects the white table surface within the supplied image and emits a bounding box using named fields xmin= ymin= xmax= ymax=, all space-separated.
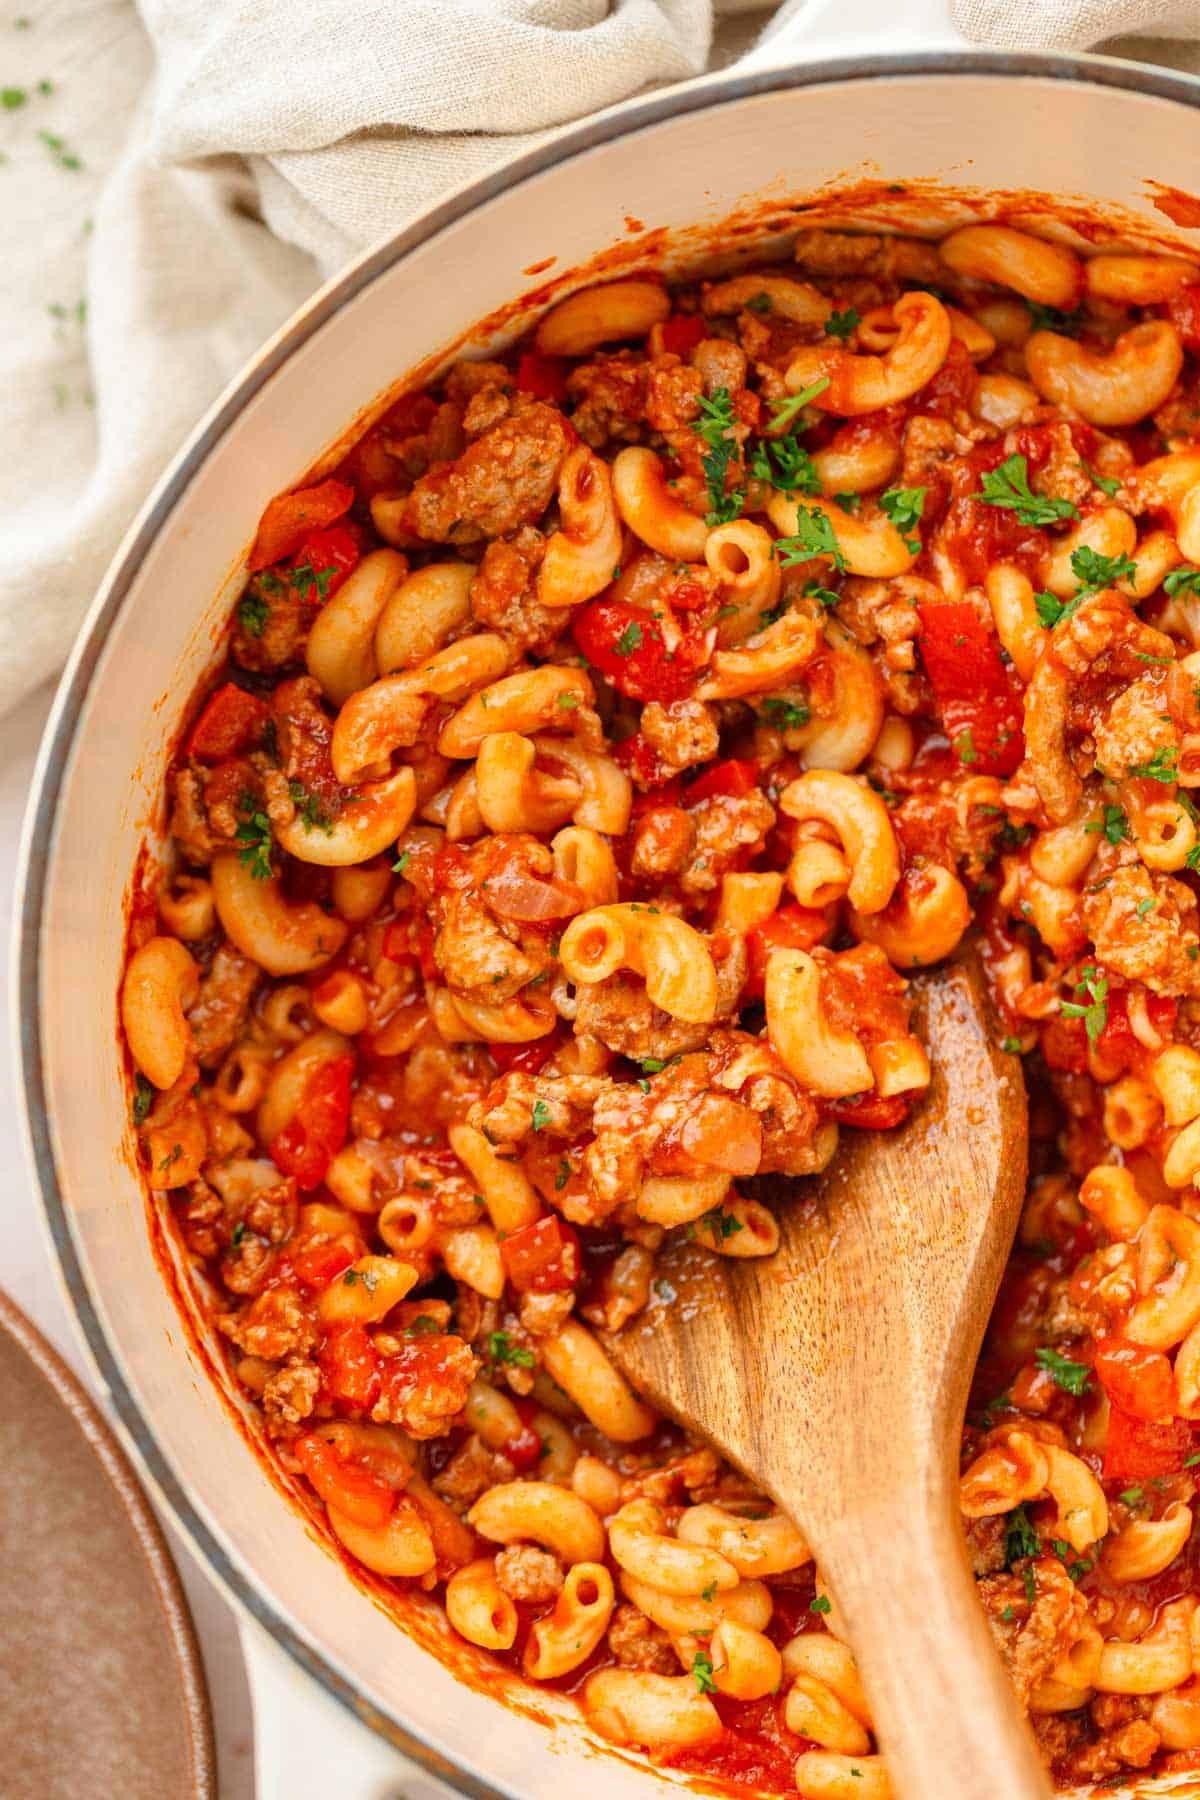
xmin=0 ymin=685 xmax=416 ymax=1799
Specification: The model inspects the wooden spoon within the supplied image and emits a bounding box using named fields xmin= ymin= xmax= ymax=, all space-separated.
xmin=607 ymin=949 xmax=1051 ymax=1800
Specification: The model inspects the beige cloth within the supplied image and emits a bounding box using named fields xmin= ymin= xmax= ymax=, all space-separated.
xmin=1 ymin=0 xmax=1197 ymax=719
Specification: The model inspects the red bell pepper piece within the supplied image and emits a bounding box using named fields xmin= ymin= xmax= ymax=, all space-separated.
xmin=686 ymin=759 xmax=759 ymax=804
xmin=500 ymin=1216 xmax=582 ymax=1294
xmin=317 ymin=1320 xmax=383 ymax=1416
xmin=186 ymin=682 xmax=270 ymax=763
xmin=516 ymin=350 xmax=569 ymax=403
xmin=659 ymin=314 xmax=708 ymax=357
xmin=249 ymin=478 xmax=356 ymax=571
xmin=1094 ymin=1339 xmax=1177 ymax=1422
xmin=1103 ymin=1404 xmax=1194 ymax=1485
xmin=574 ymin=598 xmax=704 ymax=703
xmin=744 ymin=903 xmax=829 ymax=1000
xmin=917 ymin=600 xmax=1025 ymax=777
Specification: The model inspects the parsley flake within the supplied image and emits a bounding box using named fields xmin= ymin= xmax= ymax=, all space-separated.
xmin=1070 ymin=545 xmax=1136 ymax=596
xmin=1061 ymin=964 xmax=1108 ymax=1045
xmin=768 ymin=376 xmax=830 ymax=432
xmin=235 ymin=809 xmax=274 ymax=882
xmin=825 ymin=307 xmax=860 ymax=340
xmin=1004 ymin=1504 xmax=1042 ymax=1565
xmin=1129 ymin=746 xmax=1178 ymax=784
xmin=531 ymin=1099 xmax=552 ymax=1133
xmin=615 ymin=620 xmax=643 ymax=656
xmin=1084 ymin=804 xmax=1129 ymax=846
xmin=1165 ymin=566 xmax=1200 ymax=597
xmin=1035 ymin=1346 xmax=1091 ymax=1396
xmin=691 ymin=1650 xmax=717 ymax=1695
xmin=488 ymin=1331 xmax=535 ymax=1369
xmin=237 ymin=593 xmax=270 ymax=638
xmin=690 ymin=387 xmax=745 ymax=525
xmin=879 ymin=485 xmax=927 ymax=555
xmin=750 ymin=433 xmax=820 ymax=495
xmin=775 ymin=505 xmax=845 ymax=572
xmin=974 ymin=454 xmax=1079 ymax=528
xmin=131 ymin=1073 xmax=154 ymax=1127
xmin=810 ymin=1594 xmax=832 ymax=1615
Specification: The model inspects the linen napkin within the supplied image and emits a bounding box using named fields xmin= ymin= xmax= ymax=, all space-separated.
xmin=1 ymin=0 xmax=1197 ymax=722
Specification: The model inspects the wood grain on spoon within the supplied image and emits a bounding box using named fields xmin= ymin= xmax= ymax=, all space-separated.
xmin=606 ymin=948 xmax=1052 ymax=1800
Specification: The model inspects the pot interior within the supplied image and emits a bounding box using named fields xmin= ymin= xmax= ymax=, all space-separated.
xmin=21 ymin=55 xmax=1200 ymax=1800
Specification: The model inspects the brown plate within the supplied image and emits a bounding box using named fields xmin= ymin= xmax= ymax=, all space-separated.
xmin=0 ymin=1289 xmax=215 ymax=1800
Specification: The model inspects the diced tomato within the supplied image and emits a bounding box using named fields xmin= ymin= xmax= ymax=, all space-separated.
xmin=516 ymin=350 xmax=569 ymax=403
xmin=292 ymin=1240 xmax=356 ymax=1289
xmin=270 ymin=1054 xmax=354 ymax=1191
xmin=489 ymin=1030 xmax=564 ymax=1077
xmin=659 ymin=314 xmax=708 ymax=357
xmin=826 ymin=1091 xmax=910 ymax=1130
xmin=1094 ymin=1339 xmax=1177 ymax=1422
xmin=295 ymin=1432 xmax=393 ymax=1527
xmin=1103 ymin=1404 xmax=1195 ymax=1485
xmin=574 ymin=597 xmax=705 ymax=703
xmin=501 ymin=1216 xmax=582 ymax=1294
xmin=186 ymin=682 xmax=270 ymax=763
xmin=289 ymin=522 xmax=361 ymax=601
xmin=1168 ymin=285 xmax=1200 ymax=353
xmin=318 ymin=1319 xmax=383 ymax=1415
xmin=917 ymin=600 xmax=1025 ymax=777
xmin=249 ymin=478 xmax=356 ymax=571
xmin=744 ymin=904 xmax=830 ymax=1000
xmin=686 ymin=758 xmax=759 ymax=804
xmin=381 ymin=915 xmax=439 ymax=981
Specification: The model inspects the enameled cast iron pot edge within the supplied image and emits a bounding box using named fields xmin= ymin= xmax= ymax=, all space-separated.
xmin=17 ymin=46 xmax=1200 ymax=1800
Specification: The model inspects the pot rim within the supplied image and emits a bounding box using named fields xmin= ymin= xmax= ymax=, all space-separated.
xmin=16 ymin=44 xmax=1200 ymax=1796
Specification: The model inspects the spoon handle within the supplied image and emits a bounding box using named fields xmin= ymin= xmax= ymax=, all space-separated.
xmin=813 ymin=1486 xmax=1052 ymax=1800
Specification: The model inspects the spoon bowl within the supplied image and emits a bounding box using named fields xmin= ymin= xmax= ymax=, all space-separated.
xmin=607 ymin=948 xmax=1051 ymax=1800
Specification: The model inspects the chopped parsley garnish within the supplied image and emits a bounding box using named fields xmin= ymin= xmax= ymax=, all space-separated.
xmin=804 ymin=581 xmax=841 ymax=610
xmin=1119 ymin=1487 xmax=1144 ymax=1506
xmin=1004 ymin=1504 xmax=1042 ymax=1565
xmin=531 ymin=1099 xmax=552 ymax=1133
xmin=700 ymin=1579 xmax=718 ymax=1602
xmin=768 ymin=376 xmax=830 ymax=432
xmin=810 ymin=1593 xmax=832 ymax=1615
xmin=554 ymin=1157 xmax=571 ymax=1192
xmin=1137 ymin=897 xmax=1156 ymax=918
xmin=405 ymin=1314 xmax=442 ymax=1337
xmin=393 ymin=849 xmax=411 ymax=875
xmin=953 ymin=727 xmax=978 ymax=766
xmin=557 ymin=691 xmax=580 ymax=709
xmin=1185 ymin=1453 xmax=1200 ymax=1468
xmin=1165 ymin=566 xmax=1200 ymax=597
xmin=1084 ymin=804 xmax=1129 ymax=846
xmin=691 ymin=1650 xmax=717 ymax=1695
xmin=488 ymin=1331 xmax=535 ymax=1369
xmin=974 ymin=454 xmax=1079 ymax=528
xmin=131 ymin=1073 xmax=154 ymax=1126
xmin=1129 ymin=746 xmax=1178 ymax=784
xmin=878 ymin=485 xmax=927 ymax=554
xmin=615 ymin=620 xmax=643 ymax=656
xmin=235 ymin=809 xmax=274 ymax=882
xmin=289 ymin=780 xmax=333 ymax=834
xmin=758 ymin=696 xmax=811 ymax=731
xmin=750 ymin=433 xmax=820 ymax=495
xmin=1034 ymin=591 xmax=1074 ymax=630
xmin=1035 ymin=1346 xmax=1091 ymax=1396
xmin=237 ymin=593 xmax=270 ymax=638
xmin=1061 ymin=964 xmax=1108 ymax=1045
xmin=231 ymin=1220 xmax=246 ymax=1249
xmin=691 ymin=387 xmax=745 ymax=526
xmin=775 ymin=505 xmax=845 ymax=572
xmin=2 ymin=85 xmax=27 ymax=109
xmin=1081 ymin=461 xmax=1120 ymax=499
xmin=702 ymin=1205 xmax=743 ymax=1240
xmin=38 ymin=128 xmax=83 ymax=170
xmin=1028 ymin=301 xmax=1083 ymax=337
xmin=1001 ymin=1037 xmax=1023 ymax=1055
xmin=744 ymin=292 xmax=773 ymax=315
xmin=289 ymin=558 xmax=338 ymax=603
xmin=824 ymin=307 xmax=860 ymax=340
xmin=1071 ymin=545 xmax=1136 ymax=596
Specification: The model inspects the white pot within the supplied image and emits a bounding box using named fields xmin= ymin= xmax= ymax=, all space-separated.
xmin=17 ymin=35 xmax=1200 ymax=1800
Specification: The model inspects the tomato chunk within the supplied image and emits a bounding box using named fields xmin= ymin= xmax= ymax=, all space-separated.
xmin=659 ymin=314 xmax=708 ymax=357
xmin=292 ymin=1240 xmax=355 ymax=1290
xmin=917 ymin=600 xmax=1025 ymax=777
xmin=318 ymin=1320 xmax=383 ymax=1415
xmin=489 ymin=1030 xmax=564 ymax=1077
xmin=289 ymin=522 xmax=361 ymax=601
xmin=516 ymin=350 xmax=569 ymax=403
xmin=1094 ymin=1339 xmax=1177 ymax=1422
xmin=1103 ymin=1404 xmax=1194 ymax=1485
xmin=295 ymin=1432 xmax=393 ymax=1527
xmin=574 ymin=598 xmax=704 ymax=703
xmin=686 ymin=758 xmax=759 ymax=804
xmin=744 ymin=904 xmax=830 ymax=999
xmin=500 ymin=1216 xmax=582 ymax=1293
xmin=270 ymin=1054 xmax=354 ymax=1191
xmin=249 ymin=478 xmax=356 ymax=571
xmin=186 ymin=682 xmax=269 ymax=763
